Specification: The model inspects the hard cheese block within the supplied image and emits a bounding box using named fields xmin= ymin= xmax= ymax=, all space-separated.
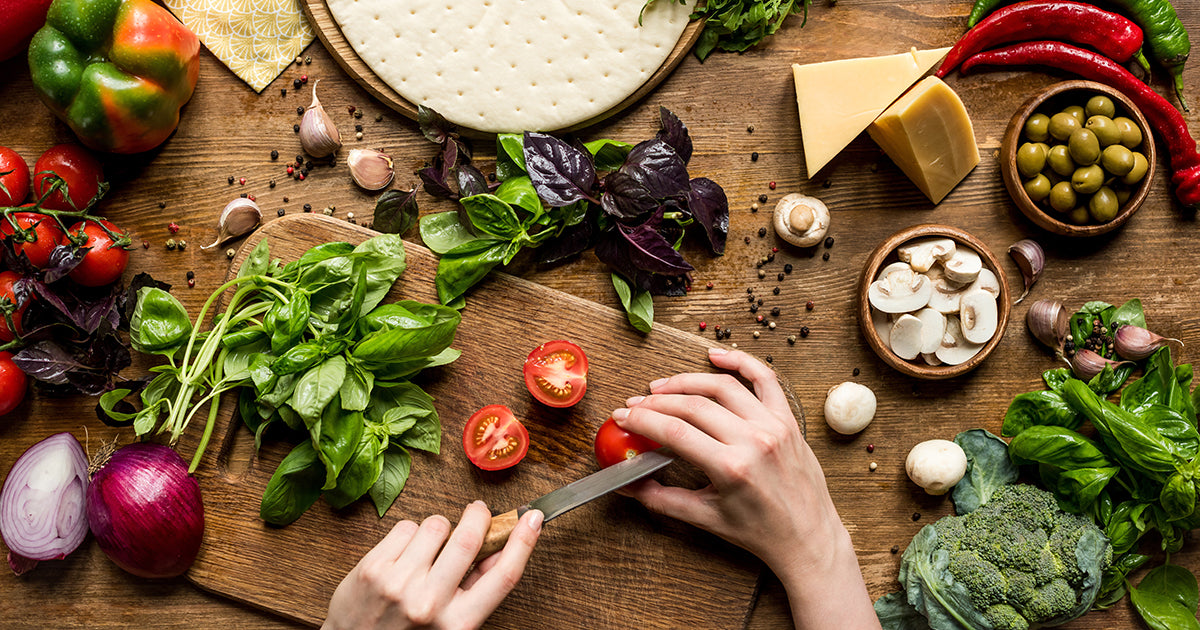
xmin=792 ymin=47 xmax=950 ymax=178
xmin=867 ymin=76 xmax=980 ymax=204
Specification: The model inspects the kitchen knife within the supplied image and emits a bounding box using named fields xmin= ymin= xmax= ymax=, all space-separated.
xmin=474 ymin=448 xmax=675 ymax=561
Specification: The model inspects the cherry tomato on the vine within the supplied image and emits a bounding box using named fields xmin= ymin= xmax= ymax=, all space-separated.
xmin=1 ymin=210 xmax=66 ymax=268
xmin=33 ymin=144 xmax=104 ymax=212
xmin=594 ymin=417 xmax=661 ymax=469
xmin=0 ymin=147 xmax=29 ymax=206
xmin=523 ymin=340 xmax=588 ymax=408
xmin=0 ymin=352 xmax=26 ymax=416
xmin=463 ymin=404 xmax=529 ymax=471
xmin=0 ymin=271 xmax=27 ymax=343
xmin=63 ymin=219 xmax=129 ymax=287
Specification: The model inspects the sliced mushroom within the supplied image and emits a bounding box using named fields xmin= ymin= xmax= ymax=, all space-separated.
xmin=914 ymin=307 xmax=947 ymax=354
xmin=935 ymin=315 xmax=985 ymax=365
xmin=959 ymin=290 xmax=999 ymax=344
xmin=879 ymin=261 xmax=913 ymax=280
xmin=897 ymin=238 xmax=956 ymax=273
xmin=773 ymin=194 xmax=830 ymax=247
xmin=927 ymin=267 xmax=969 ymax=315
xmin=965 ymin=267 xmax=1000 ymax=298
xmin=890 ymin=314 xmax=924 ymax=360
xmin=922 ymin=352 xmax=942 ymax=366
xmin=868 ymin=269 xmax=932 ymax=314
xmin=872 ymin=308 xmax=892 ymax=347
xmin=942 ymin=247 xmax=982 ymax=284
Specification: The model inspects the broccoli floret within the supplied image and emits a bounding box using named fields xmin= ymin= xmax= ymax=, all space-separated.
xmin=947 ymin=551 xmax=1006 ymax=609
xmin=1022 ymin=579 xmax=1078 ymax=623
xmin=984 ymin=603 xmax=1030 ymax=630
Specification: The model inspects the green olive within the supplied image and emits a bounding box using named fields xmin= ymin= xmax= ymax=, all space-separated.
xmin=1114 ymin=117 xmax=1143 ymax=149
xmin=1024 ymin=174 xmax=1052 ymax=202
xmin=1086 ymin=95 xmax=1116 ymax=118
xmin=1071 ymin=164 xmax=1105 ymax=194
xmin=1049 ymin=181 xmax=1077 ymax=212
xmin=1016 ymin=142 xmax=1048 ymax=178
xmin=1114 ymin=185 xmax=1132 ymax=205
xmin=1047 ymin=145 xmax=1075 ymax=177
xmin=1068 ymin=128 xmax=1101 ymax=165
xmin=1086 ymin=116 xmax=1121 ymax=147
xmin=1121 ymin=152 xmax=1149 ymax=185
xmin=1025 ymin=113 xmax=1051 ymax=142
xmin=1101 ymin=144 xmax=1135 ymax=176
xmin=1067 ymin=206 xmax=1092 ymax=225
xmin=1063 ymin=105 xmax=1086 ymax=124
xmin=1049 ymin=112 xmax=1081 ymax=141
xmin=1089 ymin=186 xmax=1120 ymax=222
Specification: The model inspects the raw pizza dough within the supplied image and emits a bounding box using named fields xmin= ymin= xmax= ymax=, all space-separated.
xmin=325 ymin=0 xmax=696 ymax=132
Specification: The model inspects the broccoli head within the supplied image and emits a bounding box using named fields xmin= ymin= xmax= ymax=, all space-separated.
xmin=882 ymin=484 xmax=1112 ymax=630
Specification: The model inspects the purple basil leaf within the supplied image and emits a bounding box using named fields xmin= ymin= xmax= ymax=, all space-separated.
xmin=41 ymin=244 xmax=87 ymax=283
xmin=440 ymin=141 xmax=458 ymax=180
xmin=618 ymin=222 xmax=694 ymax=275
xmin=686 ymin=177 xmax=729 ymax=254
xmin=419 ymin=165 xmax=456 ymax=200
xmin=455 ymin=163 xmax=489 ymax=198
xmin=622 ymin=139 xmax=689 ymax=200
xmin=601 ymin=173 xmax=657 ymax=220
xmin=452 ymin=138 xmax=473 ymax=166
xmin=656 ymin=107 xmax=693 ymax=164
xmin=523 ymin=131 xmax=597 ymax=207
xmin=13 ymin=341 xmax=75 ymax=385
xmin=372 ymin=188 xmax=420 ymax=235
xmin=417 ymin=105 xmax=454 ymax=145
xmin=648 ymin=273 xmax=690 ymax=297
xmin=31 ymin=279 xmax=119 ymax=334
xmin=594 ymin=232 xmax=642 ymax=287
xmin=536 ymin=220 xmax=594 ymax=265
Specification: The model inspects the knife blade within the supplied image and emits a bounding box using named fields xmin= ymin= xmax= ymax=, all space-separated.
xmin=474 ymin=448 xmax=675 ymax=561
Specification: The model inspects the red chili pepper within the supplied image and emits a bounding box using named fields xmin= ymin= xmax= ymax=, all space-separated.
xmin=937 ymin=1 xmax=1150 ymax=78
xmin=961 ymin=41 xmax=1200 ymax=207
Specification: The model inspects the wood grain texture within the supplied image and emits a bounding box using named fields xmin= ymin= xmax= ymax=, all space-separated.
xmin=300 ymin=0 xmax=705 ymax=136
xmin=184 ymin=214 xmax=761 ymax=628
xmin=0 ymin=0 xmax=1198 ymax=628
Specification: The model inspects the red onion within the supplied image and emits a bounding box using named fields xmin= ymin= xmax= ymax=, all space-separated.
xmin=0 ymin=433 xmax=89 ymax=575
xmin=86 ymin=443 xmax=204 ymax=578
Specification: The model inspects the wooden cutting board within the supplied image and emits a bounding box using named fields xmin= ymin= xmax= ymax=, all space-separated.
xmin=184 ymin=214 xmax=772 ymax=628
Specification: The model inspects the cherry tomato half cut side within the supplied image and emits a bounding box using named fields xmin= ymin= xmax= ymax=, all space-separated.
xmin=594 ymin=417 xmax=661 ymax=469
xmin=523 ymin=340 xmax=588 ymax=408
xmin=463 ymin=404 xmax=529 ymax=471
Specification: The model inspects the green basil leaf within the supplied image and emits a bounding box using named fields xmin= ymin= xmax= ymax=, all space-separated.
xmin=1112 ymin=298 xmax=1147 ymax=328
xmin=1130 ymin=584 xmax=1200 ymax=630
xmin=260 ymin=441 xmax=325 ymax=526
xmin=1106 ymin=501 xmax=1152 ymax=555
xmin=1174 ymin=364 xmax=1196 ymax=421
xmin=1139 ymin=563 xmax=1200 ymax=612
xmin=366 ymin=383 xmax=439 ymax=453
xmin=372 ymin=188 xmax=419 ymax=235
xmin=340 ymin=363 xmax=374 ymax=412
xmin=400 ymin=414 xmax=441 ymax=454
xmin=140 ymin=369 xmax=178 ymax=408
xmin=951 ymin=428 xmax=1018 ymax=515
xmin=434 ymin=238 xmax=507 ymax=305
xmin=612 ymin=272 xmax=653 ymax=333
xmin=1009 ymin=425 xmax=1113 ymax=469
xmin=297 ymin=241 xmax=355 ymax=268
xmin=266 ymin=292 xmax=310 ymax=355
xmin=351 ymin=235 xmax=407 ymax=316
xmin=369 ymin=347 xmax=462 ymax=382
xmin=1123 ymin=347 xmax=1177 ymax=413
xmin=221 ymin=327 xmax=266 ymax=349
xmin=130 ymin=287 xmax=193 ymax=354
xmin=1039 ymin=464 xmax=1119 ymax=513
xmin=1141 ymin=404 xmax=1200 ymax=460
xmin=353 ymin=302 xmax=461 ymax=364
xmin=1096 ymin=553 xmax=1153 ymax=609
xmin=1080 ymin=300 xmax=1114 ymax=314
xmin=1160 ymin=473 xmax=1197 ymax=521
xmin=584 ymin=138 xmax=634 ymax=172
xmin=313 ymin=400 xmax=364 ymax=491
xmin=277 ymin=404 xmax=304 ymax=431
xmin=1042 ymin=368 xmax=1072 ymax=394
xmin=290 ymin=355 xmax=347 ymax=425
xmin=460 ymin=193 xmax=525 ymax=240
xmin=239 ymin=238 xmax=271 ymax=278
xmin=496 ymin=133 xmax=527 ymax=181
xmin=1061 ymin=379 xmax=1178 ymax=480
xmin=224 ymin=338 xmax=267 ymax=381
xmin=1000 ymin=390 xmax=1081 ymax=438
xmin=335 ymin=263 xmax=370 ymax=337
xmin=98 ymin=388 xmax=136 ymax=424
xmin=304 ymin=257 xmax=356 ymax=327
xmin=419 ymin=211 xmax=478 ymax=254
xmin=495 ymin=176 xmax=542 ymax=220
xmin=369 ymin=445 xmax=412 ymax=517
xmin=1089 ymin=363 xmax=1132 ymax=395
xmin=324 ymin=432 xmax=385 ymax=509
xmin=249 ymin=353 xmax=279 ymax=394
xmin=271 ymin=342 xmax=324 ymax=376
xmin=238 ymin=386 xmax=267 ymax=435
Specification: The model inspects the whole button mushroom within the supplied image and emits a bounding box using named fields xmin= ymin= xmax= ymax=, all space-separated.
xmin=823 ymin=382 xmax=876 ymax=434
xmin=905 ymin=439 xmax=968 ymax=495
xmin=773 ymin=193 xmax=830 ymax=247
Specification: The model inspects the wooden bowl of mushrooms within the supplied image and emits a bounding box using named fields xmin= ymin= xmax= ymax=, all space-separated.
xmin=858 ymin=224 xmax=1012 ymax=380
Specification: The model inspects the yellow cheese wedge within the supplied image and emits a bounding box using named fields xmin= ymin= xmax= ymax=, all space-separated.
xmin=792 ymin=47 xmax=951 ymax=178
xmin=867 ymin=76 xmax=980 ymax=204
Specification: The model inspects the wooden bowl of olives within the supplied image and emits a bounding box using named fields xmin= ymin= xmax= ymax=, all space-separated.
xmin=1001 ymin=80 xmax=1155 ymax=237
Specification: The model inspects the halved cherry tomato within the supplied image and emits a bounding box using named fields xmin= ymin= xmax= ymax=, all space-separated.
xmin=523 ymin=340 xmax=588 ymax=408
xmin=0 ymin=352 xmax=26 ymax=416
xmin=63 ymin=219 xmax=129 ymax=287
xmin=1 ymin=210 xmax=66 ymax=268
xmin=0 ymin=271 xmax=27 ymax=342
xmin=33 ymin=144 xmax=104 ymax=212
xmin=594 ymin=417 xmax=661 ymax=469
xmin=0 ymin=147 xmax=29 ymax=206
xmin=463 ymin=405 xmax=529 ymax=471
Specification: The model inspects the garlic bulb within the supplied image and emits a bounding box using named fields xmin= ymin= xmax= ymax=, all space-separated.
xmin=1114 ymin=325 xmax=1182 ymax=360
xmin=201 ymin=198 xmax=262 ymax=250
xmin=299 ymin=80 xmax=342 ymax=158
xmin=1025 ymin=299 xmax=1069 ymax=349
xmin=347 ymin=149 xmax=394 ymax=191
xmin=1008 ymin=239 xmax=1044 ymax=304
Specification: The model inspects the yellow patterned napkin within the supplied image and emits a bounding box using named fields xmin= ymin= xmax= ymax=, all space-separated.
xmin=162 ymin=0 xmax=315 ymax=92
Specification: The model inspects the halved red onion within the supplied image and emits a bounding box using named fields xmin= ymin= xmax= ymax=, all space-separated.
xmin=0 ymin=432 xmax=89 ymax=575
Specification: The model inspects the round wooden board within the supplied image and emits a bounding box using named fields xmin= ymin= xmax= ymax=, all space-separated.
xmin=302 ymin=0 xmax=704 ymax=138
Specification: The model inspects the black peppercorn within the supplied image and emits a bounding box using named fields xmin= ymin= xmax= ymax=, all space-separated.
xmin=269 ymin=180 xmax=276 ymax=188
xmin=271 ymin=149 xmax=279 ymax=160
xmin=747 ymin=125 xmax=754 ymax=133
xmin=824 ymin=236 xmax=834 ymax=248
xmin=281 ymin=88 xmax=287 ymax=97
xmin=758 ymin=194 xmax=768 ymax=203
xmin=771 ymin=307 xmax=780 ymax=316
xmin=296 ymin=154 xmax=304 ymax=165
xmin=376 ymin=114 xmax=383 ymax=122
xmin=750 ymin=152 xmax=759 ymax=162
xmin=757 ymin=298 xmax=763 ymax=306
xmin=822 ymin=179 xmax=832 ymax=188
xmin=765 ymin=355 xmax=773 ymax=363
xmin=277 ymin=208 xmax=286 ymax=217
xmin=912 ymin=513 xmax=921 ymax=522
xmin=772 ymin=287 xmax=780 ymax=295
xmin=890 ymin=546 xmax=899 ymax=555
xmin=743 ymin=236 xmax=751 ymax=244
xmin=784 ymin=263 xmax=793 ymax=273
xmin=757 ymin=227 xmax=767 ymax=238
xmin=747 ymin=295 xmax=755 ymax=303
xmin=750 ymin=304 xmax=759 ymax=313
xmin=822 ymin=252 xmax=830 ymax=261
xmin=227 ymin=176 xmax=234 ymax=185
xmin=777 ymin=272 xmax=785 ymax=281
xmin=853 ymin=367 xmax=861 ymax=376
xmin=355 ymin=124 xmax=363 ymax=132
xmin=297 ymin=106 xmax=304 ymax=115
xmin=800 ymin=326 xmax=810 ymax=338
xmin=293 ymin=124 xmax=300 ymax=133
xmin=186 ymin=270 xmax=195 ymax=280
xmin=723 ymin=328 xmax=732 ymax=338
xmin=488 ymin=172 xmax=496 ymax=182
xmin=240 ymin=192 xmax=248 ymax=198
xmin=354 ymin=110 xmax=363 ymax=119
xmin=303 ymin=203 xmax=312 ymax=212
xmin=293 ymin=78 xmax=301 ymax=89
xmin=158 ymin=201 xmax=167 ymax=209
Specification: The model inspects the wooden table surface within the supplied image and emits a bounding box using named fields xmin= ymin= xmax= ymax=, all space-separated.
xmin=2 ymin=1 xmax=1199 ymax=627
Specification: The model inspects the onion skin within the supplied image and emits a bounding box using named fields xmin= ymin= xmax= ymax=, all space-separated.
xmin=86 ymin=443 xmax=204 ymax=579
xmin=0 ymin=432 xmax=89 ymax=572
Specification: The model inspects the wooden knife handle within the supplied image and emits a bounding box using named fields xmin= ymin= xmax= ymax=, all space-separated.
xmin=474 ymin=508 xmax=520 ymax=562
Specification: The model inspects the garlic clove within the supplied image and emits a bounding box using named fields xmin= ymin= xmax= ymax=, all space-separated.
xmin=299 ymin=79 xmax=342 ymax=158
xmin=1025 ymin=299 xmax=1069 ymax=350
xmin=1069 ymin=349 xmax=1133 ymax=380
xmin=1113 ymin=325 xmax=1182 ymax=360
xmin=1008 ymin=239 xmax=1045 ymax=304
xmin=347 ymin=149 xmax=395 ymax=191
xmin=201 ymin=198 xmax=262 ymax=250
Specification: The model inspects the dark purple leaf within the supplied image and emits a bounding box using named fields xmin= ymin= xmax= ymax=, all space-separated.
xmin=455 ymin=163 xmax=489 ymax=198
xmin=13 ymin=341 xmax=76 ymax=385
xmin=656 ymin=107 xmax=693 ymax=164
xmin=523 ymin=132 xmax=597 ymax=207
xmin=686 ymin=177 xmax=729 ymax=254
xmin=618 ymin=222 xmax=694 ymax=275
xmin=441 ymin=139 xmax=459 ymax=178
xmin=648 ymin=273 xmax=690 ymax=297
xmin=594 ymin=232 xmax=643 ymax=288
xmin=417 ymin=105 xmax=454 ymax=145
xmin=31 ymin=280 xmax=119 ymax=334
xmin=601 ymin=173 xmax=657 ymax=220
xmin=600 ymin=139 xmax=689 ymax=219
xmin=41 ymin=244 xmax=87 ymax=283
xmin=372 ymin=188 xmax=420 ymax=235
xmin=418 ymin=165 xmax=455 ymax=200
xmin=536 ymin=220 xmax=593 ymax=265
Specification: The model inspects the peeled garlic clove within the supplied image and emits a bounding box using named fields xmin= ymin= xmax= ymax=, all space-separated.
xmin=201 ymin=198 xmax=262 ymax=250
xmin=1114 ymin=325 xmax=1182 ymax=360
xmin=299 ymin=79 xmax=342 ymax=158
xmin=347 ymin=149 xmax=394 ymax=191
xmin=1069 ymin=349 xmax=1133 ymax=380
xmin=1026 ymin=299 xmax=1069 ymax=349
xmin=1008 ymin=239 xmax=1044 ymax=304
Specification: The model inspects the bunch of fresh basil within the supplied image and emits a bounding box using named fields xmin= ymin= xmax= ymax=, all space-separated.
xmin=416 ymin=105 xmax=729 ymax=332
xmin=1000 ymin=300 xmax=1200 ymax=624
xmin=643 ymin=0 xmax=811 ymax=61
xmin=101 ymin=234 xmax=461 ymax=525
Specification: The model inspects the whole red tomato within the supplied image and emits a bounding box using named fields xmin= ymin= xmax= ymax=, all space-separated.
xmin=594 ymin=417 xmax=661 ymax=469
xmin=1 ymin=210 xmax=65 ymax=268
xmin=0 ymin=271 xmax=27 ymax=342
xmin=0 ymin=0 xmax=52 ymax=62
xmin=0 ymin=147 xmax=29 ymax=206
xmin=33 ymin=144 xmax=104 ymax=212
xmin=0 ymin=352 xmax=26 ymax=416
xmin=63 ymin=220 xmax=129 ymax=287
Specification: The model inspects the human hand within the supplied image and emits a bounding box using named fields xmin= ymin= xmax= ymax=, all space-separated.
xmin=322 ymin=501 xmax=543 ymax=630
xmin=613 ymin=348 xmax=878 ymax=629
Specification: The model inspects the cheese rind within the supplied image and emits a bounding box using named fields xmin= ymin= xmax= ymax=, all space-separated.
xmin=792 ymin=47 xmax=951 ymax=178
xmin=867 ymin=76 xmax=980 ymax=204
